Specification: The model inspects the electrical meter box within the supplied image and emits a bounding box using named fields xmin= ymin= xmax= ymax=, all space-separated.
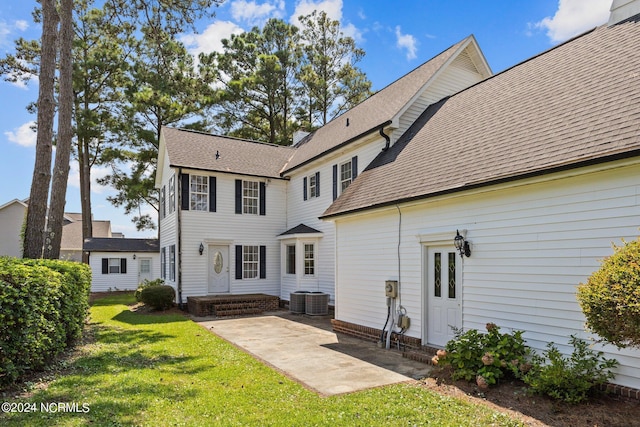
xmin=385 ymin=280 xmax=398 ymax=298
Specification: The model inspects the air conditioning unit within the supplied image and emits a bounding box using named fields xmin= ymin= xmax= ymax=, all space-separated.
xmin=289 ymin=291 xmax=309 ymax=314
xmin=305 ymin=292 xmax=329 ymax=316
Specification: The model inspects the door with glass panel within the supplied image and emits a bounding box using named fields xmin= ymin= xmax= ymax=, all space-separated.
xmin=426 ymin=246 xmax=462 ymax=347
xmin=208 ymin=245 xmax=230 ymax=293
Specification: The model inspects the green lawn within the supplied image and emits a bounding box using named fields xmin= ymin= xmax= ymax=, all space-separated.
xmin=1 ymin=294 xmax=523 ymax=426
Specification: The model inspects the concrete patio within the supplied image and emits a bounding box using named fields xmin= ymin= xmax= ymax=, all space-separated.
xmin=194 ymin=311 xmax=432 ymax=396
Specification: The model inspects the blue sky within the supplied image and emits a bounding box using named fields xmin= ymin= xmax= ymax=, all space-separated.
xmin=0 ymin=0 xmax=611 ymax=238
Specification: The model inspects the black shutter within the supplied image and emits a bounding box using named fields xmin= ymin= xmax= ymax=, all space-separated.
xmin=235 ymin=245 xmax=243 ymax=279
xmin=209 ymin=176 xmax=216 ymax=212
xmin=120 ymin=258 xmax=127 ymax=274
xmin=315 ymin=171 xmax=320 ymax=197
xmin=181 ymin=173 xmax=189 ymax=210
xmin=259 ymin=182 xmax=266 ymax=215
xmin=259 ymin=246 xmax=266 ymax=279
xmin=332 ymin=164 xmax=338 ymax=201
xmin=102 ymin=258 xmax=108 ymax=274
xmin=235 ymin=180 xmax=242 ymax=214
xmin=303 ymin=177 xmax=307 ymax=201
xmin=352 ymin=156 xmax=358 ymax=179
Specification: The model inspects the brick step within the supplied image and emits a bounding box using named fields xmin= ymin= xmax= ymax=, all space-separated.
xmin=213 ymin=308 xmax=263 ymax=317
xmin=214 ymin=302 xmax=260 ymax=311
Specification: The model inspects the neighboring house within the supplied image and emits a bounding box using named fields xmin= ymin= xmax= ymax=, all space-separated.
xmin=155 ymin=4 xmax=640 ymax=389
xmin=0 ymin=201 xmax=112 ymax=260
xmin=0 ymin=199 xmax=28 ymax=258
xmin=84 ymin=237 xmax=160 ymax=292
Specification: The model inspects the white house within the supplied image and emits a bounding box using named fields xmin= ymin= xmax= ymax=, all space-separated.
xmin=83 ymin=237 xmax=160 ymax=292
xmin=156 ymin=3 xmax=640 ymax=390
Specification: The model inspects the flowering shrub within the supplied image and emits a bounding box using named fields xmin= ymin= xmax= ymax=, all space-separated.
xmin=435 ymin=323 xmax=530 ymax=387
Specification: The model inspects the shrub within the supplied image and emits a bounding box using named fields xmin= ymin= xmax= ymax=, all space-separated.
xmin=523 ymin=335 xmax=618 ymax=404
xmin=577 ymin=238 xmax=640 ymax=349
xmin=437 ymin=323 xmax=530 ymax=387
xmin=139 ymin=285 xmax=175 ymax=310
xmin=135 ymin=278 xmax=165 ymax=302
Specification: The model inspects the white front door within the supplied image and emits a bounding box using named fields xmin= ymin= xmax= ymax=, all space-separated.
xmin=208 ymin=245 xmax=230 ymax=294
xmin=426 ymin=246 xmax=462 ymax=347
xmin=138 ymin=257 xmax=153 ymax=283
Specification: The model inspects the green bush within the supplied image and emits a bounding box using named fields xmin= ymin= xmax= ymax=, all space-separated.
xmin=523 ymin=335 xmax=618 ymax=404
xmin=139 ymin=285 xmax=175 ymax=310
xmin=436 ymin=323 xmax=531 ymax=388
xmin=577 ymin=238 xmax=640 ymax=349
xmin=0 ymin=257 xmax=91 ymax=385
xmin=135 ymin=278 xmax=165 ymax=302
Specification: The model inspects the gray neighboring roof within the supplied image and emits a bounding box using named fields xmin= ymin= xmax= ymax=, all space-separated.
xmin=322 ymin=18 xmax=640 ymax=218
xmin=162 ymin=127 xmax=295 ymax=179
xmin=281 ymin=37 xmax=475 ymax=174
xmin=61 ymin=220 xmax=111 ymax=251
xmin=279 ymin=224 xmax=322 ymax=236
xmin=83 ymin=238 xmax=159 ymax=252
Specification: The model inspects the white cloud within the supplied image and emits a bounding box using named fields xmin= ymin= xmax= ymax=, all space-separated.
xmin=181 ymin=20 xmax=245 ymax=58
xmin=291 ymin=0 xmax=343 ymax=24
xmin=0 ymin=19 xmax=29 ymax=47
xmin=534 ymin=0 xmax=610 ymax=43
xmin=14 ymin=20 xmax=28 ymax=31
xmin=230 ymin=0 xmax=285 ymax=26
xmin=5 ymin=121 xmax=36 ymax=147
xmin=395 ymin=25 xmax=417 ymax=60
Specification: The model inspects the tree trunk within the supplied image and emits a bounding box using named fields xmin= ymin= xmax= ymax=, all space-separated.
xmin=79 ymin=135 xmax=93 ymax=264
xmin=44 ymin=0 xmax=74 ymax=259
xmin=23 ymin=0 xmax=58 ymax=259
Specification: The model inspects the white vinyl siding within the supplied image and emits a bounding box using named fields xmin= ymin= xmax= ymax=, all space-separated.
xmin=334 ymin=161 xmax=640 ymax=389
xmin=88 ymin=252 xmax=160 ymax=292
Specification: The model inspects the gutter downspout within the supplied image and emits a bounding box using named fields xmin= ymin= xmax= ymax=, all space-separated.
xmin=177 ymin=167 xmax=184 ymax=309
xmin=380 ymin=127 xmax=391 ymax=151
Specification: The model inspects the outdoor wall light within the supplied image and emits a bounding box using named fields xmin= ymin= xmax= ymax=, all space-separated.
xmin=133 ymin=254 xmax=136 ymax=260
xmin=199 ymin=242 xmax=204 ymax=255
xmin=454 ymin=230 xmax=471 ymax=258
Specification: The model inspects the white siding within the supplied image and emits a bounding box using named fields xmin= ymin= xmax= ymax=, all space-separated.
xmin=334 ymin=161 xmax=640 ymax=389
xmin=178 ymin=170 xmax=288 ymax=301
xmin=0 ymin=202 xmax=26 ymax=257
xmin=89 ymin=252 xmax=160 ymax=292
xmin=158 ymin=148 xmax=179 ymax=290
xmin=398 ymin=48 xmax=487 ymax=138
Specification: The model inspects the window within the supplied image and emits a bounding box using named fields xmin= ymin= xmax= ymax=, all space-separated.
xmin=243 ymin=245 xmax=259 ymax=278
xmin=304 ymin=244 xmax=315 ymax=276
xmin=340 ymin=161 xmax=352 ymax=193
xmin=309 ymin=174 xmax=317 ymax=198
xmin=243 ymin=181 xmax=259 ymax=214
xmin=140 ymin=259 xmax=151 ymax=274
xmin=190 ymin=175 xmax=208 ymax=211
xmin=161 ymin=247 xmax=166 ymax=279
xmin=286 ymin=245 xmax=296 ymax=275
xmin=168 ymin=175 xmax=175 ymax=214
xmin=160 ymin=186 xmax=166 ymax=219
xmin=169 ymin=245 xmax=176 ymax=281
xmin=109 ymin=258 xmax=121 ymax=274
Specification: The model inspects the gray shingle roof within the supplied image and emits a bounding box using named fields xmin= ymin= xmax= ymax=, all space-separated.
xmin=279 ymin=224 xmax=322 ymax=236
xmin=282 ymin=37 xmax=473 ymax=174
xmin=322 ymin=18 xmax=640 ymax=218
xmin=162 ymin=127 xmax=295 ymax=179
xmin=83 ymin=238 xmax=159 ymax=252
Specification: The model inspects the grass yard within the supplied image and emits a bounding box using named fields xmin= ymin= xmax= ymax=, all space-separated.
xmin=0 ymin=294 xmax=524 ymax=426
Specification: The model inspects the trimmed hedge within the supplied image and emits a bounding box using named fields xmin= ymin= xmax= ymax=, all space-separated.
xmin=139 ymin=285 xmax=175 ymax=310
xmin=0 ymin=257 xmax=91 ymax=385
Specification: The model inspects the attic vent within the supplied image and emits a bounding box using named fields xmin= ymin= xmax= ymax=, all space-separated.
xmin=346 ymin=118 xmax=350 ymax=127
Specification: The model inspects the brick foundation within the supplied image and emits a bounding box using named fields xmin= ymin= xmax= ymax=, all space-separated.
xmin=187 ymin=294 xmax=280 ymax=317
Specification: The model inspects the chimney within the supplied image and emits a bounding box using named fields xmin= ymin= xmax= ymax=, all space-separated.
xmin=609 ymin=0 xmax=640 ymax=25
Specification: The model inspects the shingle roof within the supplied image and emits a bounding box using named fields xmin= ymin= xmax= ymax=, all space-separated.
xmin=162 ymin=127 xmax=295 ymax=179
xmin=83 ymin=238 xmax=159 ymax=252
xmin=60 ymin=220 xmax=111 ymax=250
xmin=279 ymin=224 xmax=322 ymax=236
xmin=281 ymin=37 xmax=474 ymax=174
xmin=322 ymin=18 xmax=640 ymax=218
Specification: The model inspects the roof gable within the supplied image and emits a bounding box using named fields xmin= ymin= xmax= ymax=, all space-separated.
xmin=322 ymin=17 xmax=640 ymax=218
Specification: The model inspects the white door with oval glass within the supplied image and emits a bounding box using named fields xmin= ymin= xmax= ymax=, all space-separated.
xmin=426 ymin=246 xmax=462 ymax=347
xmin=208 ymin=245 xmax=230 ymax=294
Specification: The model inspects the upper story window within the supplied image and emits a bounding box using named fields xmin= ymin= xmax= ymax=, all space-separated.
xmin=160 ymin=186 xmax=166 ymax=219
xmin=190 ymin=175 xmax=208 ymax=211
xmin=236 ymin=179 xmax=265 ymax=215
xmin=243 ymin=181 xmax=259 ymax=214
xmin=340 ymin=161 xmax=352 ymax=193
xmin=168 ymin=175 xmax=175 ymax=214
xmin=303 ymin=172 xmax=320 ymax=201
xmin=309 ymin=174 xmax=317 ymax=198
xmin=333 ymin=156 xmax=357 ymax=201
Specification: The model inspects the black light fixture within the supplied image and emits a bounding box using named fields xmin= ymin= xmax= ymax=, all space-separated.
xmin=199 ymin=242 xmax=204 ymax=255
xmin=133 ymin=254 xmax=136 ymax=260
xmin=454 ymin=230 xmax=471 ymax=258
